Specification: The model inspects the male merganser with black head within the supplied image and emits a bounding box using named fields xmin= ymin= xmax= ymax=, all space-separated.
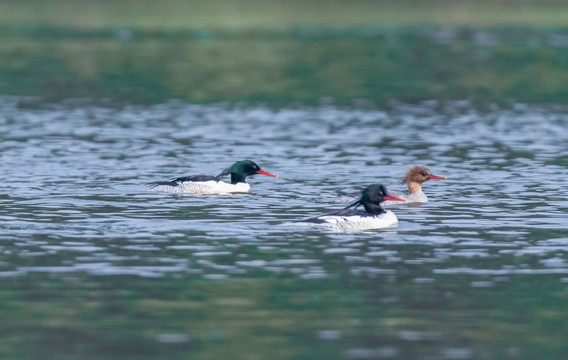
xmin=292 ymin=184 xmax=405 ymax=230
xmin=147 ymin=160 xmax=278 ymax=194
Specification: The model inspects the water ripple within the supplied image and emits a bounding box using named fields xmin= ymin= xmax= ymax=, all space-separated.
xmin=0 ymin=97 xmax=567 ymax=280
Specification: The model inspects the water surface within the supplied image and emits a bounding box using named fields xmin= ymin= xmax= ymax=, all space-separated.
xmin=1 ymin=96 xmax=567 ymax=359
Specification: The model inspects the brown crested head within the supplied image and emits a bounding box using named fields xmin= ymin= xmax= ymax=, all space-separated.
xmin=400 ymin=166 xmax=447 ymax=184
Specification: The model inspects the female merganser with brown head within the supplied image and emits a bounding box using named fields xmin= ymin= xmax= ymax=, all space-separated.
xmin=147 ymin=160 xmax=278 ymax=194
xmin=292 ymin=184 xmax=405 ymax=230
xmin=335 ymin=166 xmax=447 ymax=205
xmin=383 ymin=166 xmax=447 ymax=205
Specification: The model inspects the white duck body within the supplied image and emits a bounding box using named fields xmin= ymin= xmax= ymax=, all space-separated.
xmin=148 ymin=180 xmax=250 ymax=194
xmin=294 ymin=210 xmax=399 ymax=230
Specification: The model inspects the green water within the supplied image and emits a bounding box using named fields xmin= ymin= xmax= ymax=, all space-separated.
xmin=1 ymin=27 xmax=567 ymax=105
xmin=1 ymin=98 xmax=567 ymax=360
xmin=3 ymin=272 xmax=567 ymax=360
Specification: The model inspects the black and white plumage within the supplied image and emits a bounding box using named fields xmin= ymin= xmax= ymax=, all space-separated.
xmin=291 ymin=184 xmax=405 ymax=230
xmin=147 ymin=160 xmax=278 ymax=194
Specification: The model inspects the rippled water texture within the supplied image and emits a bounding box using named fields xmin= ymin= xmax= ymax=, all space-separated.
xmin=1 ymin=96 xmax=567 ymax=359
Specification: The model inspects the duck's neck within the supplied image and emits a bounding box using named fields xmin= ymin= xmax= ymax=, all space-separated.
xmin=363 ymin=202 xmax=386 ymax=215
xmin=230 ymin=173 xmax=247 ymax=184
xmin=407 ymin=181 xmax=423 ymax=194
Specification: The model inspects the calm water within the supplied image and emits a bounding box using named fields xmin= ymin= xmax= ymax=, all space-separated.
xmin=1 ymin=95 xmax=567 ymax=359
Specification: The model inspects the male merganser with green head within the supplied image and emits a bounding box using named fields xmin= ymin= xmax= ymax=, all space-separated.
xmin=293 ymin=184 xmax=405 ymax=230
xmin=147 ymin=160 xmax=278 ymax=194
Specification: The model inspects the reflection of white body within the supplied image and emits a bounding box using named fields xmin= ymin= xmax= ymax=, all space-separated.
xmin=148 ymin=180 xmax=250 ymax=194
xmin=292 ymin=210 xmax=399 ymax=230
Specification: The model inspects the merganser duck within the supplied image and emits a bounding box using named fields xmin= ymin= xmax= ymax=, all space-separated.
xmin=291 ymin=184 xmax=405 ymax=230
xmin=147 ymin=160 xmax=278 ymax=194
xmin=337 ymin=166 xmax=447 ymax=206
xmin=382 ymin=166 xmax=447 ymax=205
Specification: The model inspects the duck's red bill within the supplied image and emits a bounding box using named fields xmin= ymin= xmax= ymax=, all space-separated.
xmin=385 ymin=195 xmax=406 ymax=202
xmin=428 ymin=174 xmax=447 ymax=180
xmin=257 ymin=169 xmax=278 ymax=177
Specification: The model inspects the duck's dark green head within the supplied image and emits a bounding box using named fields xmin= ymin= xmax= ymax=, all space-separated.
xmin=224 ymin=160 xmax=278 ymax=184
xmin=353 ymin=184 xmax=406 ymax=214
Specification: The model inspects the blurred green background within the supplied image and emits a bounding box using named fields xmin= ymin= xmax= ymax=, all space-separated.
xmin=1 ymin=0 xmax=567 ymax=105
xmin=3 ymin=0 xmax=568 ymax=29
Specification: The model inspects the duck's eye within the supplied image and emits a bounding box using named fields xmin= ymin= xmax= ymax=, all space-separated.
xmin=421 ymin=172 xmax=428 ymax=176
